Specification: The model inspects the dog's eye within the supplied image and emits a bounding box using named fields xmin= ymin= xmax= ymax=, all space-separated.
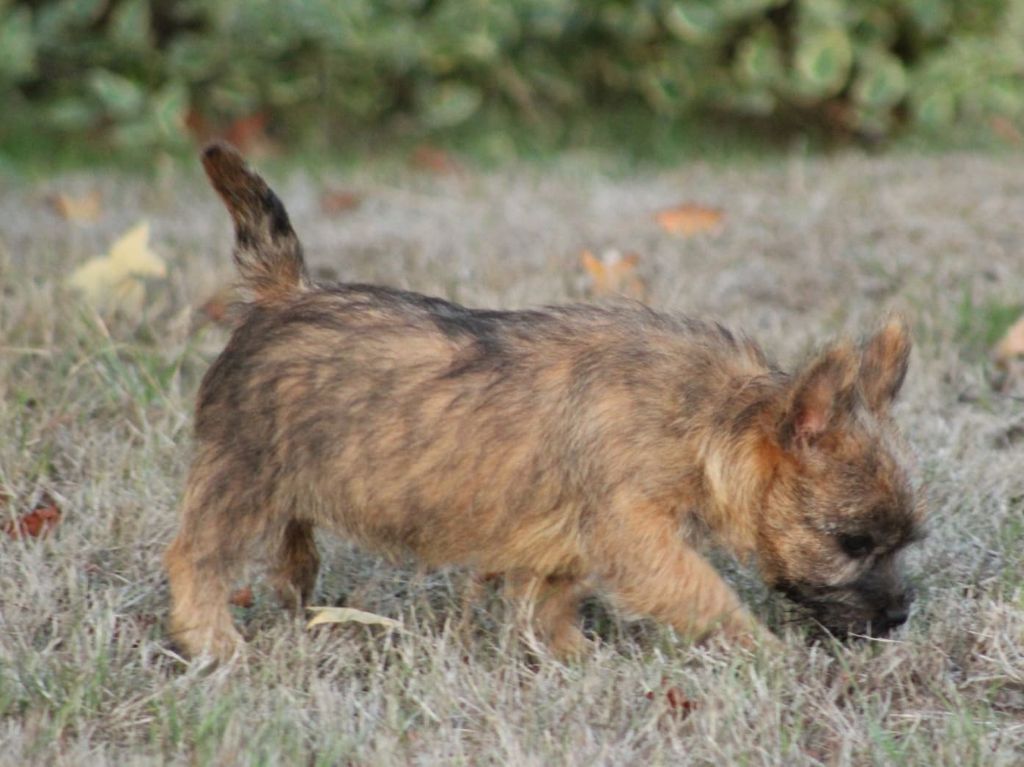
xmin=838 ymin=533 xmax=874 ymax=558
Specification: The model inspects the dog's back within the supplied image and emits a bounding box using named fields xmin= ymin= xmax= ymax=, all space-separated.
xmin=196 ymin=272 xmax=775 ymax=569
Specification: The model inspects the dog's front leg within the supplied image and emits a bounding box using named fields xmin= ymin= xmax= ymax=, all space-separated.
xmin=589 ymin=501 xmax=761 ymax=644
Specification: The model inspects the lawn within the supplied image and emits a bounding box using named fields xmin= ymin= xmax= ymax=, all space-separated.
xmin=1 ymin=148 xmax=1022 ymax=765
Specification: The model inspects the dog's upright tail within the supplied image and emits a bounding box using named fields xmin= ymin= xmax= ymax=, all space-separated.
xmin=201 ymin=141 xmax=309 ymax=302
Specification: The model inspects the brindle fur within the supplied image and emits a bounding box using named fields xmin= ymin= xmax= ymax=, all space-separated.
xmin=164 ymin=142 xmax=925 ymax=661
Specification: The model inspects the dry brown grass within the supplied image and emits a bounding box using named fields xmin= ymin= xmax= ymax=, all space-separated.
xmin=1 ymin=151 xmax=1022 ymax=765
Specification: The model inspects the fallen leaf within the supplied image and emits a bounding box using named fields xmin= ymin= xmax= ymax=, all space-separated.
xmin=581 ymin=249 xmax=648 ymax=301
xmin=224 ymin=113 xmax=267 ymax=149
xmin=3 ymin=493 xmax=62 ymax=540
xmin=229 ymin=586 xmax=254 ymax=608
xmin=994 ymin=314 xmax=1024 ymax=366
xmin=196 ymin=285 xmax=237 ymax=327
xmin=306 ymin=606 xmax=403 ymax=632
xmin=320 ymin=189 xmax=362 ymax=215
xmin=656 ymin=204 xmax=725 ymax=236
xmin=68 ymin=221 xmax=167 ymax=317
xmin=645 ymin=681 xmax=697 ymax=719
xmin=225 ymin=113 xmax=271 ymax=155
xmin=184 ymin=108 xmax=210 ymax=141
xmin=823 ymin=101 xmax=856 ymax=132
xmin=991 ymin=116 xmax=1023 ymax=146
xmin=49 ymin=190 xmax=103 ymax=223
xmin=199 ymin=296 xmax=228 ymax=325
xmin=663 ymin=686 xmax=695 ymax=713
xmin=186 ymin=110 xmax=273 ymax=156
xmin=410 ymin=144 xmax=462 ymax=175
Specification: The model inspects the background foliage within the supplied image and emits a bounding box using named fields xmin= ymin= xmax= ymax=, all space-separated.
xmin=3 ymin=0 xmax=1024 ymax=154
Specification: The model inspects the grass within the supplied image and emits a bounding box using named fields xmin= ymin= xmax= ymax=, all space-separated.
xmin=1 ymin=148 xmax=1023 ymax=765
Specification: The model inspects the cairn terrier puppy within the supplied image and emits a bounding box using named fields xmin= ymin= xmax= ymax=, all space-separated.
xmin=165 ymin=143 xmax=925 ymax=661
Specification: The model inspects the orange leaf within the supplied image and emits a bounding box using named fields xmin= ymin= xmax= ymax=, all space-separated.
xmin=655 ymin=204 xmax=724 ymax=237
xmin=197 ymin=286 xmax=236 ymax=327
xmin=320 ymin=189 xmax=362 ymax=215
xmin=184 ymin=108 xmax=210 ymax=141
xmin=229 ymin=586 xmax=254 ymax=608
xmin=188 ymin=110 xmax=273 ymax=156
xmin=49 ymin=191 xmax=103 ymax=223
xmin=3 ymin=493 xmax=62 ymax=540
xmin=991 ymin=116 xmax=1023 ymax=146
xmin=225 ymin=113 xmax=270 ymax=155
xmin=580 ymin=249 xmax=647 ymax=301
xmin=200 ymin=296 xmax=228 ymax=324
xmin=410 ymin=144 xmax=462 ymax=175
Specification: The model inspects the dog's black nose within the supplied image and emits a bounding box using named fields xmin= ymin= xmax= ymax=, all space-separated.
xmin=884 ymin=605 xmax=909 ymax=628
xmin=874 ymin=604 xmax=909 ymax=634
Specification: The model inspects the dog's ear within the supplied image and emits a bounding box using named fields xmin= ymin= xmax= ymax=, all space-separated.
xmin=781 ymin=340 xmax=859 ymax=447
xmin=859 ymin=315 xmax=911 ymax=413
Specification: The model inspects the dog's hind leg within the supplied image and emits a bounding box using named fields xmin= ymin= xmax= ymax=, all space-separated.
xmin=268 ymin=519 xmax=320 ymax=612
xmin=505 ymin=570 xmax=589 ymax=659
xmin=164 ymin=461 xmax=251 ymax=662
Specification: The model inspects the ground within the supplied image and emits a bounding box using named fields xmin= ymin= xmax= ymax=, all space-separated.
xmin=1 ymin=151 xmax=1022 ymax=765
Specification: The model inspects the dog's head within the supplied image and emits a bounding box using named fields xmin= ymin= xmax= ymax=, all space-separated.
xmin=754 ymin=317 xmax=926 ymax=637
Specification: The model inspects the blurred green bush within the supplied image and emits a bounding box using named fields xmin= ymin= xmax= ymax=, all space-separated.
xmin=3 ymin=0 xmax=1023 ymax=152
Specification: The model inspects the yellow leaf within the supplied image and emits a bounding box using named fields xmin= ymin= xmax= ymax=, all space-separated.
xmin=68 ymin=221 xmax=167 ymax=317
xmin=306 ymin=606 xmax=404 ymax=632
